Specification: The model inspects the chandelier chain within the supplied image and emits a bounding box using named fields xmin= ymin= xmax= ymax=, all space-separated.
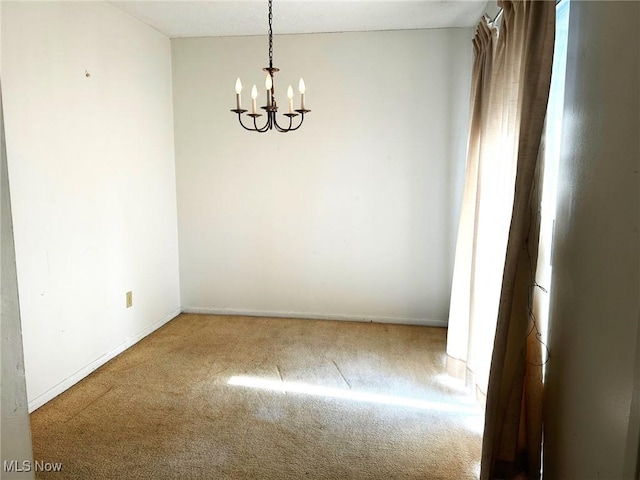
xmin=268 ymin=0 xmax=273 ymax=69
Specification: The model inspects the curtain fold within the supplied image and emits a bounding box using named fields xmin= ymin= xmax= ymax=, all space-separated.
xmin=446 ymin=1 xmax=555 ymax=478
xmin=446 ymin=16 xmax=497 ymax=393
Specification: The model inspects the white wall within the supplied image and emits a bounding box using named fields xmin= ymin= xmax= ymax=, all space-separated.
xmin=172 ymin=28 xmax=472 ymax=325
xmin=2 ymin=1 xmax=180 ymax=410
xmin=543 ymin=1 xmax=640 ymax=478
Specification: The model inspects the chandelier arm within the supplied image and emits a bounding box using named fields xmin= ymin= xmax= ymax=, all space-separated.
xmin=252 ymin=114 xmax=270 ymax=133
xmin=237 ymin=114 xmax=259 ymax=132
xmin=285 ymin=113 xmax=305 ymax=131
xmin=272 ymin=113 xmax=292 ymax=132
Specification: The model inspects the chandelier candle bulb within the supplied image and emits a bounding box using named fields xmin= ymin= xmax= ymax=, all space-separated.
xmin=287 ymin=85 xmax=294 ymax=113
xmin=251 ymin=85 xmax=258 ymax=114
xmin=299 ymin=78 xmax=306 ymax=110
xmin=265 ymin=74 xmax=273 ymax=107
xmin=235 ymin=78 xmax=243 ymax=109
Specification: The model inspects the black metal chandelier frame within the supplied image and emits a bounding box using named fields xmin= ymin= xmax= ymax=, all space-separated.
xmin=231 ymin=0 xmax=310 ymax=133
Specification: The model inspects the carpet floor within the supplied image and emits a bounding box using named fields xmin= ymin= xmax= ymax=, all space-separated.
xmin=30 ymin=314 xmax=483 ymax=479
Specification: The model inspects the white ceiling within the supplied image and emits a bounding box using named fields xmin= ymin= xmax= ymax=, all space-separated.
xmin=109 ymin=1 xmax=491 ymax=38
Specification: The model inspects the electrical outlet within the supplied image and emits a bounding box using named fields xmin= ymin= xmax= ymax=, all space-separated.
xmin=126 ymin=291 xmax=133 ymax=308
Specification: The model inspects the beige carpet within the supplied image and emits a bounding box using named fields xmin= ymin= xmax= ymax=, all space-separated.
xmin=31 ymin=314 xmax=483 ymax=479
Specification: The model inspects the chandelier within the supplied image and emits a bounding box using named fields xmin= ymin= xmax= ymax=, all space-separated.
xmin=231 ymin=0 xmax=310 ymax=133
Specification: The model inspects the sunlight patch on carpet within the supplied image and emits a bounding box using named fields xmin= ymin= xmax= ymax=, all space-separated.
xmin=434 ymin=373 xmax=468 ymax=392
xmin=228 ymin=375 xmax=483 ymax=415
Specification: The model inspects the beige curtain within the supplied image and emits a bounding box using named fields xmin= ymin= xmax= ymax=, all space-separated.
xmin=446 ymin=1 xmax=555 ymax=479
xmin=446 ymin=17 xmax=497 ymax=393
